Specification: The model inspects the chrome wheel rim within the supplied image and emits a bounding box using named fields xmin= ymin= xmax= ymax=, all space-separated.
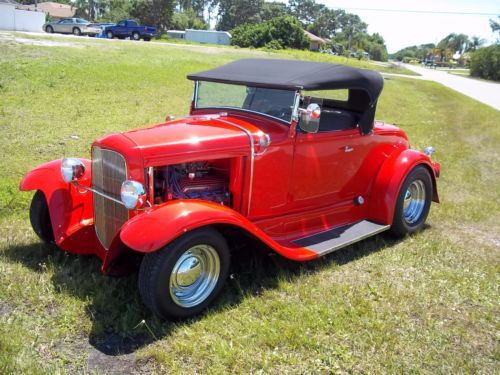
xmin=403 ymin=179 xmax=426 ymax=224
xmin=169 ymin=245 xmax=220 ymax=308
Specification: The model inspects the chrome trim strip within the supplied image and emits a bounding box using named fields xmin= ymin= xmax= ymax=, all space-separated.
xmin=193 ymin=81 xmax=199 ymax=107
xmin=195 ymin=106 xmax=292 ymax=125
xmin=291 ymin=90 xmax=301 ymax=122
xmin=314 ymin=224 xmax=390 ymax=256
xmin=148 ymin=166 xmax=154 ymax=204
xmin=215 ymin=118 xmax=254 ymax=217
xmin=77 ymin=183 xmax=125 ymax=206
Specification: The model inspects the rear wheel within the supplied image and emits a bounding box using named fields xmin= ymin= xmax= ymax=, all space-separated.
xmin=390 ymin=166 xmax=433 ymax=237
xmin=46 ymin=25 xmax=53 ymax=33
xmin=139 ymin=227 xmax=230 ymax=319
xmin=132 ymin=32 xmax=140 ymax=41
xmin=106 ymin=31 xmax=113 ymax=39
xmin=29 ymin=190 xmax=54 ymax=244
xmin=73 ymin=27 xmax=81 ymax=36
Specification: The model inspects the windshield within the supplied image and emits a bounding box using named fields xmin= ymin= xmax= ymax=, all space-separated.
xmin=195 ymin=81 xmax=296 ymax=123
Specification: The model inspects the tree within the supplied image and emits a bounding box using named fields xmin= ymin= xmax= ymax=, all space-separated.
xmin=130 ymin=0 xmax=175 ymax=31
xmin=231 ymin=15 xmax=308 ymax=50
xmin=466 ymin=36 xmax=485 ymax=52
xmin=260 ymin=1 xmax=288 ymax=22
xmin=490 ymin=16 xmax=499 ymax=33
xmin=74 ymin=0 xmax=110 ymax=21
xmin=288 ymin=0 xmax=325 ymax=25
xmin=339 ymin=13 xmax=367 ymax=50
xmin=307 ymin=8 xmax=345 ymax=39
xmin=98 ymin=0 xmax=133 ymax=23
xmin=470 ymin=44 xmax=500 ymax=81
xmin=216 ymin=0 xmax=264 ymax=31
xmin=438 ymin=33 xmax=470 ymax=55
xmin=171 ymin=8 xmax=208 ymax=30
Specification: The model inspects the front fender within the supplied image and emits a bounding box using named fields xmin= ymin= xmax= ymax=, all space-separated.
xmin=19 ymin=159 xmax=104 ymax=257
xmin=368 ymin=149 xmax=440 ymax=225
xmin=120 ymin=200 xmax=318 ymax=261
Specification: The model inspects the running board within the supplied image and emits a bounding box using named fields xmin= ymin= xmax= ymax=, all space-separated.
xmin=293 ymin=220 xmax=390 ymax=256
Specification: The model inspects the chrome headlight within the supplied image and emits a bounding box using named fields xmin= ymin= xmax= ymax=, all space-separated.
xmin=61 ymin=158 xmax=86 ymax=183
xmin=120 ymin=180 xmax=146 ymax=210
xmin=423 ymin=146 xmax=436 ymax=157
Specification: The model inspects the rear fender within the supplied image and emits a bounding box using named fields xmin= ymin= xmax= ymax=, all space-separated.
xmin=368 ymin=149 xmax=439 ymax=225
xmin=120 ymin=200 xmax=318 ymax=261
xmin=19 ymin=159 xmax=105 ymax=257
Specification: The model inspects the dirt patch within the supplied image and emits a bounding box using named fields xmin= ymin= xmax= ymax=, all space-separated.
xmin=54 ymin=334 xmax=156 ymax=374
xmin=0 ymin=32 xmax=84 ymax=48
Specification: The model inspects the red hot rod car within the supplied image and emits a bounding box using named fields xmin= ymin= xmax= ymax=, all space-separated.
xmin=21 ymin=59 xmax=440 ymax=319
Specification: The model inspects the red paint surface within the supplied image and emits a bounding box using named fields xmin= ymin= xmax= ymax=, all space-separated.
xmin=20 ymin=112 xmax=440 ymax=269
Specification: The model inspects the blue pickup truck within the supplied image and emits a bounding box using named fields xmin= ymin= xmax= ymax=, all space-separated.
xmin=104 ymin=19 xmax=156 ymax=41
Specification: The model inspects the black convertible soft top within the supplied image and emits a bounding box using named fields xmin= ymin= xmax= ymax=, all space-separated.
xmin=188 ymin=59 xmax=384 ymax=134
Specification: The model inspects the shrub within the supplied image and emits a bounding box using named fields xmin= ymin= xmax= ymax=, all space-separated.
xmin=231 ymin=15 xmax=308 ymax=50
xmin=470 ymin=44 xmax=500 ymax=81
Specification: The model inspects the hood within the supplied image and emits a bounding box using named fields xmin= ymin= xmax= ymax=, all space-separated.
xmin=94 ymin=115 xmax=258 ymax=168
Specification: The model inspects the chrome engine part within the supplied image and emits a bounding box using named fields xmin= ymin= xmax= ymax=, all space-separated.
xmin=154 ymin=161 xmax=230 ymax=206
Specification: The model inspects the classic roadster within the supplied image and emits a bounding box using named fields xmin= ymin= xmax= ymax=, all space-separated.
xmin=21 ymin=59 xmax=440 ymax=319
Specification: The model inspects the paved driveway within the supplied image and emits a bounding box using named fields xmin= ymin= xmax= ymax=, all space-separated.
xmin=403 ymin=64 xmax=500 ymax=111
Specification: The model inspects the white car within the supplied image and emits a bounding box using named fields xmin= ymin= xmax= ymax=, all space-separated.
xmin=44 ymin=18 xmax=101 ymax=36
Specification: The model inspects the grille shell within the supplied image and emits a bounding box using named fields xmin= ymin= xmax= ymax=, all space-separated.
xmin=92 ymin=147 xmax=129 ymax=249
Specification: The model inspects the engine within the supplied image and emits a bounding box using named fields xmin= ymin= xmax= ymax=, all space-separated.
xmin=154 ymin=161 xmax=230 ymax=206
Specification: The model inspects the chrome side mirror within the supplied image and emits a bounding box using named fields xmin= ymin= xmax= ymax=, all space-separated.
xmin=298 ymin=103 xmax=321 ymax=133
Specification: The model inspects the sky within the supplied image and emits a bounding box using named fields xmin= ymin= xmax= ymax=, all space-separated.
xmin=319 ymin=0 xmax=499 ymax=53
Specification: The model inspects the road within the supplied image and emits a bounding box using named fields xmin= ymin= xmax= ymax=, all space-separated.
xmin=402 ymin=64 xmax=500 ymax=111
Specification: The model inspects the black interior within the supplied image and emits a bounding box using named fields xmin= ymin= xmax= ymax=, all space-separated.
xmin=303 ymin=96 xmax=360 ymax=132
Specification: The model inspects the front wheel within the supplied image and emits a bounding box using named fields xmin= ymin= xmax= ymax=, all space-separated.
xmin=139 ymin=227 xmax=230 ymax=319
xmin=390 ymin=165 xmax=433 ymax=237
xmin=46 ymin=26 xmax=53 ymax=33
xmin=132 ymin=32 xmax=140 ymax=41
xmin=29 ymin=190 xmax=54 ymax=243
xmin=106 ymin=31 xmax=113 ymax=39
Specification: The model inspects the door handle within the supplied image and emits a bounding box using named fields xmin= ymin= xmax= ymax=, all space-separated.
xmin=344 ymin=146 xmax=354 ymax=153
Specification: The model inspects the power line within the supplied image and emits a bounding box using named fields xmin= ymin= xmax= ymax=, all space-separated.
xmin=340 ymin=7 xmax=498 ymax=17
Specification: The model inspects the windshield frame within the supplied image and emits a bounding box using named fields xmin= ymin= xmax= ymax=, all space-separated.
xmin=193 ymin=81 xmax=299 ymax=125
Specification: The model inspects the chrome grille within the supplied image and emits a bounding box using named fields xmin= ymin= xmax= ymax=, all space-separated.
xmin=92 ymin=147 xmax=128 ymax=249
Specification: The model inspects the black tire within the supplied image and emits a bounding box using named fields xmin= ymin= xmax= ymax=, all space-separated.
xmin=143 ymin=37 xmax=151 ymax=42
xmin=390 ymin=165 xmax=433 ymax=237
xmin=73 ymin=27 xmax=81 ymax=36
xmin=132 ymin=32 xmax=140 ymax=41
xmin=139 ymin=227 xmax=230 ymax=319
xmin=46 ymin=26 xmax=53 ymax=33
xmin=107 ymin=31 xmax=114 ymax=39
xmin=29 ymin=190 xmax=54 ymax=244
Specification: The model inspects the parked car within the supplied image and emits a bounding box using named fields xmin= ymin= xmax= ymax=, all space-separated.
xmin=103 ymin=19 xmax=156 ymax=41
xmin=21 ymin=59 xmax=441 ymax=319
xmin=43 ymin=18 xmax=101 ymax=36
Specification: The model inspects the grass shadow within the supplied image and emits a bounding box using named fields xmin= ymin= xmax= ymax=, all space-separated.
xmin=2 ymin=227 xmax=416 ymax=356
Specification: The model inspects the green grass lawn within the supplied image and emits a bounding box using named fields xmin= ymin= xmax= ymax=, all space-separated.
xmin=0 ymin=35 xmax=499 ymax=374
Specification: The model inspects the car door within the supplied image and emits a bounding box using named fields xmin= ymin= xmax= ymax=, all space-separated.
xmin=114 ymin=20 xmax=127 ymax=37
xmin=59 ymin=19 xmax=73 ymax=33
xmin=290 ymin=107 xmax=371 ymax=211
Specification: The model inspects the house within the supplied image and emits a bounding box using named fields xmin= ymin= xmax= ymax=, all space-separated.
xmin=0 ymin=0 xmax=45 ymax=32
xmin=304 ymin=30 xmax=326 ymax=51
xmin=19 ymin=2 xmax=77 ymax=19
